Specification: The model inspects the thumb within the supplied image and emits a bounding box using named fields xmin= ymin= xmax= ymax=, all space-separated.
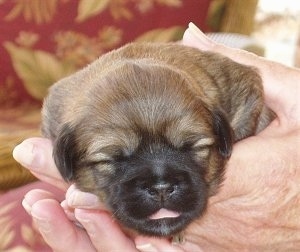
xmin=13 ymin=137 xmax=68 ymax=190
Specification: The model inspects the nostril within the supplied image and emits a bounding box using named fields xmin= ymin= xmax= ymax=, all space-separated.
xmin=146 ymin=183 xmax=176 ymax=201
xmin=166 ymin=186 xmax=175 ymax=195
xmin=147 ymin=188 xmax=157 ymax=196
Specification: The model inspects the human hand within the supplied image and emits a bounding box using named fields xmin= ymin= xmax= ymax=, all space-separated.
xmin=22 ymin=188 xmax=141 ymax=252
xmin=175 ymin=22 xmax=300 ymax=250
xmin=13 ymin=137 xmax=68 ymax=190
xmin=15 ymin=23 xmax=300 ymax=251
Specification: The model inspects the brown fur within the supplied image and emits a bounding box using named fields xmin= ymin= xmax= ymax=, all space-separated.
xmin=42 ymin=42 xmax=274 ymax=236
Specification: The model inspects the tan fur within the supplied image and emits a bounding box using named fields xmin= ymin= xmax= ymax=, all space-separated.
xmin=42 ymin=42 xmax=274 ymax=232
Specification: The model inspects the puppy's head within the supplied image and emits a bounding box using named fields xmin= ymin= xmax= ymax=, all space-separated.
xmin=53 ymin=61 xmax=233 ymax=236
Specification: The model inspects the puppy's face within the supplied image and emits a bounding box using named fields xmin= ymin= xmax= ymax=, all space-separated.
xmin=53 ymin=62 xmax=233 ymax=236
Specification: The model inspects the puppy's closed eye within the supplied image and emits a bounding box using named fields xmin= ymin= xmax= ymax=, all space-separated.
xmin=193 ymin=137 xmax=215 ymax=148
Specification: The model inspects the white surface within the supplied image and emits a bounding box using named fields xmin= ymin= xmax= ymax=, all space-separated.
xmin=206 ymin=33 xmax=259 ymax=49
xmin=207 ymin=32 xmax=298 ymax=67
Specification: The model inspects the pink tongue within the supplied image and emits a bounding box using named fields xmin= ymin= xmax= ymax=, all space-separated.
xmin=149 ymin=208 xmax=180 ymax=220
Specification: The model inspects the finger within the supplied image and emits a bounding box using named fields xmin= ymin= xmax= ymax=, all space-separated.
xmin=183 ymin=23 xmax=268 ymax=68
xmin=23 ymin=189 xmax=81 ymax=231
xmin=31 ymin=199 xmax=96 ymax=252
xmin=74 ymin=209 xmax=138 ymax=252
xmin=66 ymin=184 xmax=108 ymax=210
xmin=13 ymin=137 xmax=68 ymax=190
xmin=183 ymin=23 xmax=300 ymax=126
xmin=22 ymin=189 xmax=57 ymax=214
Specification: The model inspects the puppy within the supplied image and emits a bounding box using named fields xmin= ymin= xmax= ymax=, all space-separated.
xmin=42 ymin=42 xmax=274 ymax=237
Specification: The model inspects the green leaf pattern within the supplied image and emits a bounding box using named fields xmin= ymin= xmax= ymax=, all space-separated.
xmin=76 ymin=0 xmax=110 ymax=22
xmin=4 ymin=0 xmax=183 ymax=101
xmin=4 ymin=42 xmax=75 ymax=100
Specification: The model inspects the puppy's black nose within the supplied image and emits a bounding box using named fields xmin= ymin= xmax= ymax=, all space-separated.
xmin=147 ymin=182 xmax=175 ymax=201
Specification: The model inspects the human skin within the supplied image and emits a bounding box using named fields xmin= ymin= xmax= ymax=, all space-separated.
xmin=15 ymin=23 xmax=300 ymax=251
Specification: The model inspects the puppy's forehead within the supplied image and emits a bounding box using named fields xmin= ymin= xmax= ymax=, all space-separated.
xmin=83 ymin=60 xmax=215 ymax=156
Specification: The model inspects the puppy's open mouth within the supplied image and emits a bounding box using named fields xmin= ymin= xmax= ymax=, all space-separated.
xmin=149 ymin=208 xmax=181 ymax=220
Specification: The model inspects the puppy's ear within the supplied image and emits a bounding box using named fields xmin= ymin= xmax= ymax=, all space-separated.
xmin=53 ymin=123 xmax=78 ymax=182
xmin=212 ymin=109 xmax=233 ymax=158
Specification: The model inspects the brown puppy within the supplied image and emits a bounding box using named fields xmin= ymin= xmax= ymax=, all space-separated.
xmin=42 ymin=42 xmax=274 ymax=237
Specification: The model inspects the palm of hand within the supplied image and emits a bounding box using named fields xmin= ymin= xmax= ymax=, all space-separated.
xmin=179 ymin=119 xmax=300 ymax=251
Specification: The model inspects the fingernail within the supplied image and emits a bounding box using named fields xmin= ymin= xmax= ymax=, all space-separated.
xmin=61 ymin=200 xmax=77 ymax=222
xmin=67 ymin=190 xmax=100 ymax=208
xmin=60 ymin=199 xmax=69 ymax=210
xmin=65 ymin=184 xmax=77 ymax=199
xmin=188 ymin=22 xmax=206 ymax=40
xmin=13 ymin=141 xmax=35 ymax=167
xmin=22 ymin=198 xmax=32 ymax=215
xmin=136 ymin=243 xmax=158 ymax=252
xmin=187 ymin=22 xmax=214 ymax=48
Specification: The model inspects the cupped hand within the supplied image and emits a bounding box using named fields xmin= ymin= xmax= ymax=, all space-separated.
xmin=176 ymin=23 xmax=300 ymax=251
xmin=22 ymin=189 xmax=139 ymax=252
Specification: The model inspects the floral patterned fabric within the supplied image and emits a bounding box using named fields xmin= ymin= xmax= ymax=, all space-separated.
xmin=0 ymin=0 xmax=210 ymax=250
xmin=0 ymin=0 xmax=210 ymax=108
